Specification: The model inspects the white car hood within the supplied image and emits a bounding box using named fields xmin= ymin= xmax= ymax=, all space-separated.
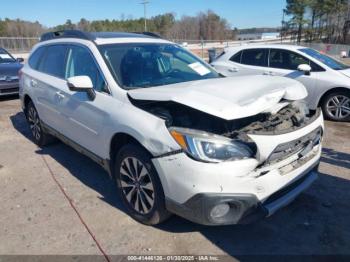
xmin=128 ymin=75 xmax=307 ymax=120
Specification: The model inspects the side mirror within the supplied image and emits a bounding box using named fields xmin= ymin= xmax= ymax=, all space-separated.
xmin=297 ymin=64 xmax=311 ymax=75
xmin=67 ymin=76 xmax=96 ymax=100
xmin=16 ymin=57 xmax=24 ymax=63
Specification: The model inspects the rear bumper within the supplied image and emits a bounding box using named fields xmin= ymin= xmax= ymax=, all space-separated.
xmin=0 ymin=81 xmax=19 ymax=96
xmin=166 ymin=162 xmax=319 ymax=225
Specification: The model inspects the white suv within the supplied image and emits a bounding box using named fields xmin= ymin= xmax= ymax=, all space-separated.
xmin=20 ymin=30 xmax=324 ymax=225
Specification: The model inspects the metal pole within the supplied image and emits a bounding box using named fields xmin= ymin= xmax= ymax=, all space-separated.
xmin=140 ymin=0 xmax=149 ymax=31
xmin=281 ymin=9 xmax=285 ymax=43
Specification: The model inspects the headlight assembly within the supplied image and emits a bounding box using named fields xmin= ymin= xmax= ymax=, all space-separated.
xmin=169 ymin=127 xmax=253 ymax=163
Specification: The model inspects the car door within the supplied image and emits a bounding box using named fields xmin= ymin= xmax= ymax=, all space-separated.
xmin=32 ymin=44 xmax=69 ymax=133
xmin=55 ymin=44 xmax=114 ymax=157
xmin=222 ymin=48 xmax=269 ymax=77
xmin=267 ymin=49 xmax=317 ymax=103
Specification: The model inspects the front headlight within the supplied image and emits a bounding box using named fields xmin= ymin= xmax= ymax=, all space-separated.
xmin=169 ymin=127 xmax=253 ymax=163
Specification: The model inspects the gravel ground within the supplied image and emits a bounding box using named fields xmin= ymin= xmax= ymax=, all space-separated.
xmin=0 ymin=96 xmax=349 ymax=261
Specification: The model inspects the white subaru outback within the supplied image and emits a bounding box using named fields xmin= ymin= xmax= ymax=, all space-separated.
xmin=20 ymin=30 xmax=324 ymax=225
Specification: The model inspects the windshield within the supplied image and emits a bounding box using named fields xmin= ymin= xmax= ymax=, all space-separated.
xmin=0 ymin=48 xmax=16 ymax=64
xmin=99 ymin=43 xmax=219 ymax=89
xmin=300 ymin=48 xmax=349 ymax=70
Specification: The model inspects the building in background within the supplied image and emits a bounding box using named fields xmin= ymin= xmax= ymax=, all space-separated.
xmin=237 ymin=32 xmax=280 ymax=41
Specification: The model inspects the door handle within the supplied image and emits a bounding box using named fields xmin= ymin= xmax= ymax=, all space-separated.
xmin=30 ymin=79 xmax=38 ymax=87
xmin=228 ymin=67 xmax=239 ymax=72
xmin=263 ymin=71 xmax=275 ymax=76
xmin=55 ymin=91 xmax=65 ymax=100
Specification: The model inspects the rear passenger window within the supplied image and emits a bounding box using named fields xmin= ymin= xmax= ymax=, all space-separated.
xmin=241 ymin=49 xmax=268 ymax=67
xmin=28 ymin=47 xmax=46 ymax=70
xmin=65 ymin=45 xmax=108 ymax=93
xmin=230 ymin=51 xmax=242 ymax=63
xmin=38 ymin=45 xmax=68 ymax=78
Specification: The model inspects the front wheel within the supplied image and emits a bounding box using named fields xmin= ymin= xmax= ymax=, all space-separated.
xmin=114 ymin=144 xmax=171 ymax=225
xmin=321 ymin=91 xmax=350 ymax=121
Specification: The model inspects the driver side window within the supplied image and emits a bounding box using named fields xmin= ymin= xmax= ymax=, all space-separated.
xmin=269 ymin=49 xmax=309 ymax=70
xmin=65 ymin=45 xmax=109 ymax=93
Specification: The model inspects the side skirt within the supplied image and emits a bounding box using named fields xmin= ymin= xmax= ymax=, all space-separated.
xmin=41 ymin=122 xmax=112 ymax=177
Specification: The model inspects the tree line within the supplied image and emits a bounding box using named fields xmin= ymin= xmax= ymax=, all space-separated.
xmin=0 ymin=18 xmax=43 ymax=37
xmin=0 ymin=10 xmax=233 ymax=40
xmin=284 ymin=0 xmax=350 ymax=44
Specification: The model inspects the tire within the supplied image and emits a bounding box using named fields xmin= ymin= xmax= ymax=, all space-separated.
xmin=25 ymin=101 xmax=55 ymax=146
xmin=321 ymin=90 xmax=350 ymax=122
xmin=114 ymin=144 xmax=171 ymax=225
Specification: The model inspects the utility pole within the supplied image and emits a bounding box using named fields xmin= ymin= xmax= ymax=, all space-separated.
xmin=281 ymin=9 xmax=285 ymax=43
xmin=140 ymin=0 xmax=149 ymax=32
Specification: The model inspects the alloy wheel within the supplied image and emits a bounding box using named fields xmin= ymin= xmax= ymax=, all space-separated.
xmin=119 ymin=157 xmax=155 ymax=214
xmin=326 ymin=95 xmax=350 ymax=120
xmin=28 ymin=106 xmax=41 ymax=140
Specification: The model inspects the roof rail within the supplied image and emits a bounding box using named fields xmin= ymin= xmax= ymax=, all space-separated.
xmin=40 ymin=30 xmax=94 ymax=42
xmin=133 ymin=32 xmax=162 ymax=38
xmin=40 ymin=30 xmax=162 ymax=42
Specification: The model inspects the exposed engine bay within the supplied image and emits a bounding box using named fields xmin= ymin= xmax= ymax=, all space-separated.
xmin=130 ymin=97 xmax=320 ymax=141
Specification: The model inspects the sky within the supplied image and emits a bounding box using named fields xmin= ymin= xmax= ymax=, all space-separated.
xmin=2 ymin=0 xmax=286 ymax=29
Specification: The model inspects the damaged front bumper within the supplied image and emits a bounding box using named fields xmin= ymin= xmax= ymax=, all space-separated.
xmin=166 ymin=162 xmax=319 ymax=225
xmin=152 ymin=110 xmax=324 ymax=225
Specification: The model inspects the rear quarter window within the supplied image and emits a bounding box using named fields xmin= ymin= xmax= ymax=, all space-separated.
xmin=38 ymin=45 xmax=68 ymax=78
xmin=229 ymin=51 xmax=242 ymax=63
xmin=28 ymin=46 xmax=46 ymax=70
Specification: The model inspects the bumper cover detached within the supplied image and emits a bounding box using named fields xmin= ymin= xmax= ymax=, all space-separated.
xmin=166 ymin=163 xmax=319 ymax=226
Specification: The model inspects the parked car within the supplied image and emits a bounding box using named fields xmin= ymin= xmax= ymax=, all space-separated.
xmin=211 ymin=44 xmax=350 ymax=121
xmin=0 ymin=47 xmax=24 ymax=96
xmin=20 ymin=30 xmax=323 ymax=225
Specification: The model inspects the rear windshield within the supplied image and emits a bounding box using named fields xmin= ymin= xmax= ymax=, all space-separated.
xmin=300 ymin=48 xmax=349 ymax=70
xmin=98 ymin=43 xmax=219 ymax=89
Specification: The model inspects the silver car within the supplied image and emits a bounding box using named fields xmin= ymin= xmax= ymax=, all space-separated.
xmin=211 ymin=44 xmax=350 ymax=121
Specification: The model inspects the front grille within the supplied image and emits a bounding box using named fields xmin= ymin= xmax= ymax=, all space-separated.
xmin=0 ymin=87 xmax=19 ymax=94
xmin=266 ymin=127 xmax=322 ymax=164
xmin=0 ymin=77 xmax=19 ymax=83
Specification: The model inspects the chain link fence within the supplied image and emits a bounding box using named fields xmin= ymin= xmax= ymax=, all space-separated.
xmin=1 ymin=36 xmax=350 ymax=61
xmin=300 ymin=43 xmax=350 ymax=58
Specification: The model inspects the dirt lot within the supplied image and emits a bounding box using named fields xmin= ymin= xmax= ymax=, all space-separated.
xmin=0 ymin=96 xmax=350 ymax=260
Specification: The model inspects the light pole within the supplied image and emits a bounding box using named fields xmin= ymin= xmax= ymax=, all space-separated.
xmin=140 ymin=0 xmax=149 ymax=32
xmin=281 ymin=9 xmax=285 ymax=43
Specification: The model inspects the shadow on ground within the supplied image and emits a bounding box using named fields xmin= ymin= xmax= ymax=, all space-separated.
xmin=0 ymin=94 xmax=19 ymax=102
xmin=321 ymin=147 xmax=350 ymax=169
xmin=10 ymin=111 xmax=350 ymax=258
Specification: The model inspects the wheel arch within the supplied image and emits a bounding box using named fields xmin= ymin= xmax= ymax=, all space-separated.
xmin=23 ymin=94 xmax=34 ymax=116
xmin=24 ymin=94 xmax=33 ymax=108
xmin=109 ymin=132 xmax=153 ymax=165
xmin=317 ymin=87 xmax=350 ymax=107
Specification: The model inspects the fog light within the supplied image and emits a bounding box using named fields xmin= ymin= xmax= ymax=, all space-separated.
xmin=210 ymin=203 xmax=230 ymax=219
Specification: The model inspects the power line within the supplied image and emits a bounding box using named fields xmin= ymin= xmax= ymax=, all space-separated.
xmin=140 ymin=0 xmax=149 ymax=31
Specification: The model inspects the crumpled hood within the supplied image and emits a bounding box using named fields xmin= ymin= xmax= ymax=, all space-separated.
xmin=128 ymin=75 xmax=307 ymax=120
